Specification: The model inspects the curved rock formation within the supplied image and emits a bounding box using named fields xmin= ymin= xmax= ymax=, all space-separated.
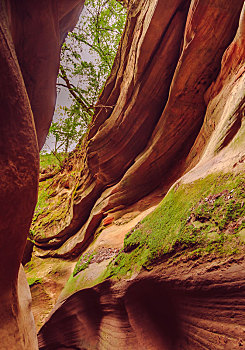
xmin=39 ymin=257 xmax=245 ymax=349
xmin=33 ymin=0 xmax=244 ymax=259
xmin=0 ymin=0 xmax=84 ymax=348
xmin=36 ymin=0 xmax=245 ymax=348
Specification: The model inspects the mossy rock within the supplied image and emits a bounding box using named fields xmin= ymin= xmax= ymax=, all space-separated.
xmin=102 ymin=172 xmax=245 ymax=280
xmin=27 ymin=276 xmax=42 ymax=287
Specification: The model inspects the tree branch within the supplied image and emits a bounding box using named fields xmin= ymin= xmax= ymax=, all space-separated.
xmin=59 ymin=65 xmax=94 ymax=121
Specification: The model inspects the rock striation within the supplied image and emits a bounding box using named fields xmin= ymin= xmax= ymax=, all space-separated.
xmin=0 ymin=0 xmax=245 ymax=348
xmin=36 ymin=0 xmax=245 ymax=348
xmin=33 ymin=0 xmax=245 ymax=259
xmin=39 ymin=257 xmax=245 ymax=349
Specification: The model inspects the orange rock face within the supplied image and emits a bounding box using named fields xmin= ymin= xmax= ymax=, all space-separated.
xmin=34 ymin=0 xmax=245 ymax=259
xmin=0 ymin=0 xmax=84 ymax=348
xmin=1 ymin=0 xmax=245 ymax=348
xmin=36 ymin=0 xmax=245 ymax=348
xmin=39 ymin=259 xmax=245 ymax=349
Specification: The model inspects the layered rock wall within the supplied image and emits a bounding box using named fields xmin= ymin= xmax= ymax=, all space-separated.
xmin=34 ymin=0 xmax=245 ymax=259
xmin=39 ymin=258 xmax=245 ymax=349
xmin=1 ymin=0 xmax=244 ymax=348
xmin=37 ymin=0 xmax=245 ymax=348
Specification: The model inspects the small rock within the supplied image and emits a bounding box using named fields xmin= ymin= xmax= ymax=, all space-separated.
xmin=103 ymin=217 xmax=114 ymax=226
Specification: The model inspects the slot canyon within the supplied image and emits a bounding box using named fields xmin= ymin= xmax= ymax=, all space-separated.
xmin=0 ymin=0 xmax=245 ymax=349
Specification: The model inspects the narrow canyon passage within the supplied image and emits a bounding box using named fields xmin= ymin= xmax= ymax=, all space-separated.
xmin=0 ymin=0 xmax=245 ymax=349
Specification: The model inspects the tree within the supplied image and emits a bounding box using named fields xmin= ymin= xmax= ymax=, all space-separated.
xmin=46 ymin=0 xmax=127 ymax=154
xmin=48 ymin=106 xmax=85 ymax=154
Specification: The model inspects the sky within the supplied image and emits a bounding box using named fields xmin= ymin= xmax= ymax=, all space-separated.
xmin=42 ymin=1 xmax=126 ymax=153
xmin=42 ymin=19 xmax=92 ymax=153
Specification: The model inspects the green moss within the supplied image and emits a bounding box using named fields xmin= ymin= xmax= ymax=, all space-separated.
xmin=27 ymin=276 xmax=42 ymax=286
xmin=103 ymin=172 xmax=245 ymax=279
xmin=62 ymin=261 xmax=108 ymax=298
xmin=63 ymin=274 xmax=81 ymax=295
xmin=32 ymin=153 xmax=68 ymax=224
xmin=32 ymin=178 xmax=55 ymax=224
xmin=31 ymin=180 xmax=72 ymax=239
xmin=73 ymin=251 xmax=96 ymax=276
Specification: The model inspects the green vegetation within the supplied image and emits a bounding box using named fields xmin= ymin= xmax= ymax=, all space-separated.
xmin=27 ymin=276 xmax=42 ymax=287
xmin=40 ymin=153 xmax=61 ymax=170
xmin=33 ymin=178 xmax=53 ymax=221
xmin=73 ymin=251 xmax=95 ymax=276
xmin=26 ymin=261 xmax=41 ymax=286
xmin=103 ymin=172 xmax=245 ymax=279
xmin=60 ymin=0 xmax=126 ymax=115
xmin=61 ymin=259 xmax=109 ymax=298
xmin=30 ymin=153 xmax=73 ymax=239
xmin=40 ymin=152 xmax=67 ymax=171
xmin=30 ymin=152 xmax=83 ymax=242
xmin=47 ymin=0 xmax=127 ymax=153
xmin=31 ymin=194 xmax=71 ymax=241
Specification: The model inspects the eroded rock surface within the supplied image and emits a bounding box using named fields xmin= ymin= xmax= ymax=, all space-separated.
xmin=36 ymin=0 xmax=245 ymax=348
xmin=39 ymin=258 xmax=245 ymax=349
xmin=33 ymin=0 xmax=245 ymax=257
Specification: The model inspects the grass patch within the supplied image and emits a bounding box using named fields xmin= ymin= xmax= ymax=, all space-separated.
xmin=40 ymin=153 xmax=65 ymax=171
xmin=103 ymin=172 xmax=245 ymax=279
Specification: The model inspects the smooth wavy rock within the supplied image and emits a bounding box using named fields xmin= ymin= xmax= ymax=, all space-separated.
xmin=38 ymin=257 xmax=245 ymax=349
xmin=36 ymin=1 xmax=245 ymax=347
xmin=34 ymin=0 xmax=245 ymax=259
